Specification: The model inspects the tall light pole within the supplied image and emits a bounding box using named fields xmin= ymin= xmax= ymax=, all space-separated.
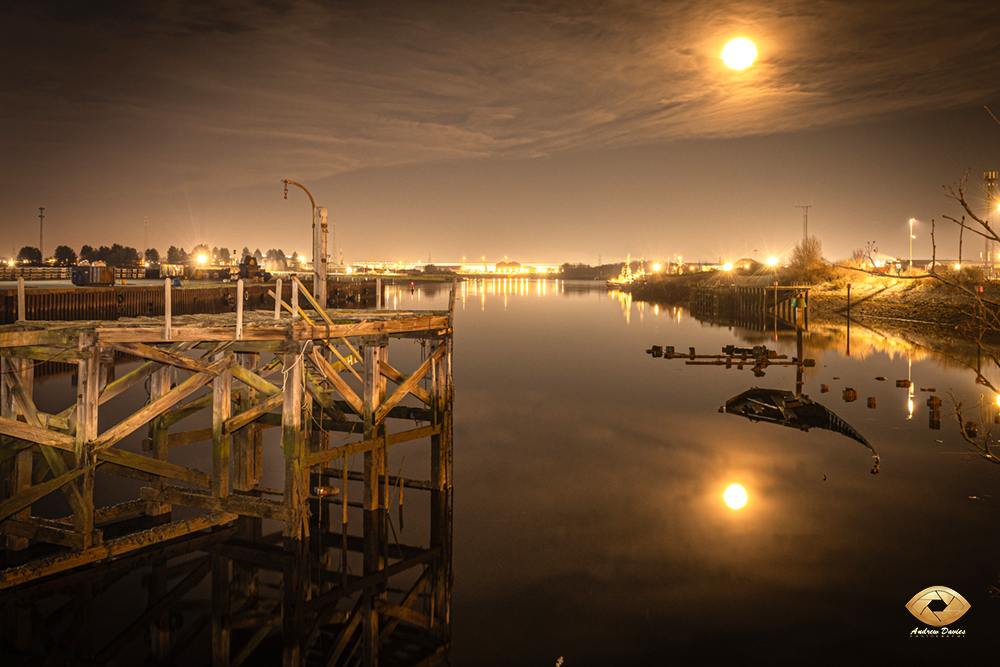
xmin=909 ymin=218 xmax=915 ymax=274
xmin=38 ymin=207 xmax=44 ymax=262
xmin=282 ymin=180 xmax=328 ymax=307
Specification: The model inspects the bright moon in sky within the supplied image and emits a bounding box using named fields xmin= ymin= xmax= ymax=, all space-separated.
xmin=721 ymin=38 xmax=757 ymax=70
xmin=724 ymin=484 xmax=748 ymax=510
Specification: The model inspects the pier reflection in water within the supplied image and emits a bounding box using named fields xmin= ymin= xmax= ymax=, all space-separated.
xmin=0 ymin=495 xmax=451 ymax=666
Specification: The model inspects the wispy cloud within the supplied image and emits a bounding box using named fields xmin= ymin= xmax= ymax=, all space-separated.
xmin=2 ymin=0 xmax=999 ymax=194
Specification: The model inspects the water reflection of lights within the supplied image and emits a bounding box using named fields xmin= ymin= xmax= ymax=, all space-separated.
xmin=907 ymin=357 xmax=914 ymax=419
xmin=724 ymin=484 xmax=748 ymax=510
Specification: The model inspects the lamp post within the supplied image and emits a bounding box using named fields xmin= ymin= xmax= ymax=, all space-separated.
xmin=908 ymin=218 xmax=915 ymax=274
xmin=282 ymin=180 xmax=327 ymax=307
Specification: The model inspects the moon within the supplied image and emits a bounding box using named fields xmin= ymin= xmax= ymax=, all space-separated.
xmin=724 ymin=483 xmax=748 ymax=510
xmin=721 ymin=38 xmax=757 ymax=70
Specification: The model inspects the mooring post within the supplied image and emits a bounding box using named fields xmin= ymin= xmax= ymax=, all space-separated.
xmin=362 ymin=342 xmax=386 ymax=667
xmin=275 ymin=278 xmax=283 ymax=320
xmin=16 ymin=277 xmax=25 ymax=322
xmin=430 ymin=338 xmax=453 ymax=633
xmin=314 ymin=206 xmax=329 ymax=308
xmin=164 ymin=277 xmax=172 ymax=340
xmin=233 ymin=352 xmax=261 ymax=602
xmin=212 ymin=351 xmax=232 ymax=499
xmin=147 ymin=355 xmax=174 ymax=517
xmin=75 ymin=332 xmax=99 ymax=547
xmin=281 ymin=343 xmax=307 ymax=667
xmin=236 ymin=278 xmax=244 ymax=340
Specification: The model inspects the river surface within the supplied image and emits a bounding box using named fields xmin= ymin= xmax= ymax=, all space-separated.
xmin=6 ymin=278 xmax=1000 ymax=665
xmin=434 ymin=279 xmax=998 ymax=666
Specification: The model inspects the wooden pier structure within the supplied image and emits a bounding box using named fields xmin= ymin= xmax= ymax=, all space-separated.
xmin=0 ymin=277 xmax=453 ymax=666
xmin=690 ymin=284 xmax=809 ymax=331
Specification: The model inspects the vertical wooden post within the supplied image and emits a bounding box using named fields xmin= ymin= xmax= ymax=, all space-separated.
xmin=235 ymin=278 xmax=244 ymax=340
xmin=314 ymin=206 xmax=328 ymax=308
xmin=1 ymin=357 xmax=31 ymax=553
xmin=292 ymin=280 xmax=299 ymax=320
xmin=282 ymin=344 xmax=306 ymax=667
xmin=362 ymin=343 xmax=385 ymax=667
xmin=148 ymin=358 xmax=174 ymax=517
xmin=213 ymin=353 xmax=232 ymax=499
xmin=75 ymin=333 xmax=99 ymax=547
xmin=17 ymin=277 xmax=25 ymax=322
xmin=275 ymin=278 xmax=283 ymax=320
xmin=430 ymin=338 xmax=453 ymax=635
xmin=233 ymin=352 xmax=261 ymax=602
xmin=282 ymin=345 xmax=306 ymax=539
xmin=164 ymin=277 xmax=172 ymax=340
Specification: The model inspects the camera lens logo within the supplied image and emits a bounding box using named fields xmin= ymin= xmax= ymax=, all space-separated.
xmin=905 ymin=586 xmax=970 ymax=626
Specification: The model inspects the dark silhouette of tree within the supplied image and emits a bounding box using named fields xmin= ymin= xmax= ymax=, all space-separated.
xmin=166 ymin=246 xmax=185 ymax=263
xmin=80 ymin=244 xmax=98 ymax=262
xmin=218 ymin=247 xmax=231 ymax=264
xmin=241 ymin=246 xmax=250 ymax=260
xmin=145 ymin=247 xmax=160 ymax=263
xmin=54 ymin=245 xmax=77 ymax=265
xmin=17 ymin=246 xmax=42 ymax=264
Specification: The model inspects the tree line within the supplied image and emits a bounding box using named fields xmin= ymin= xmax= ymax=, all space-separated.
xmin=16 ymin=243 xmax=300 ymax=269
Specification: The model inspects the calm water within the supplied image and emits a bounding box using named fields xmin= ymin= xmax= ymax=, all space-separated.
xmin=5 ymin=278 xmax=999 ymax=665
xmin=436 ymin=279 xmax=998 ymax=665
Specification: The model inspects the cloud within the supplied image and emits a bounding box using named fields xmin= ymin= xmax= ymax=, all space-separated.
xmin=2 ymin=0 xmax=999 ymax=194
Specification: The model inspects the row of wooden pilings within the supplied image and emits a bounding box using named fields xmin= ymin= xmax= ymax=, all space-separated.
xmin=690 ymin=284 xmax=809 ymax=331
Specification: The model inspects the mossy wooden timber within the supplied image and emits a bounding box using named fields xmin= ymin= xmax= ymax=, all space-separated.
xmin=0 ymin=288 xmax=453 ymax=667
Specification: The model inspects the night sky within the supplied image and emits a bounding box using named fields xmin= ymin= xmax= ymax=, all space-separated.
xmin=3 ymin=0 xmax=1000 ymax=265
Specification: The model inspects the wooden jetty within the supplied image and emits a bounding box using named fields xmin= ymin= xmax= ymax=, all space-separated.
xmin=0 ymin=277 xmax=453 ymax=666
xmin=690 ymin=284 xmax=809 ymax=331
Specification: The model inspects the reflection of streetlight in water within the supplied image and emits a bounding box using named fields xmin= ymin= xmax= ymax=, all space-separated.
xmin=724 ymin=483 xmax=748 ymax=510
xmin=907 ymin=357 xmax=914 ymax=419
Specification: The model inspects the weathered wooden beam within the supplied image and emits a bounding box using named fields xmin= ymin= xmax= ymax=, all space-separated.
xmin=97 ymin=447 xmax=211 ymax=488
xmin=374 ymin=344 xmax=444 ymax=425
xmin=380 ymin=361 xmax=432 ymax=406
xmin=165 ymin=426 xmax=213 ymax=448
xmin=304 ymin=378 xmax=346 ymax=422
xmin=0 ymin=466 xmax=88 ymax=522
xmin=107 ymin=341 xmax=213 ymax=375
xmin=0 ymin=511 xmax=236 ymax=590
xmin=326 ymin=469 xmax=435 ymax=492
xmin=308 ymin=347 xmax=363 ymax=416
xmin=302 ymin=424 xmax=440 ymax=469
xmin=231 ymin=362 xmax=281 ymax=397
xmin=375 ymin=599 xmax=432 ymax=629
xmin=223 ymin=391 xmax=283 ymax=436
xmin=0 ymin=416 xmax=76 ymax=452
xmin=91 ymin=355 xmax=234 ymax=454
xmin=139 ymin=486 xmax=290 ymax=521
xmin=0 ymin=346 xmax=83 ymax=362
xmin=0 ymin=517 xmax=98 ymax=550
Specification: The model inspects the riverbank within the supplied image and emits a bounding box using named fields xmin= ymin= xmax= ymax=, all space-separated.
xmin=629 ymin=271 xmax=988 ymax=333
